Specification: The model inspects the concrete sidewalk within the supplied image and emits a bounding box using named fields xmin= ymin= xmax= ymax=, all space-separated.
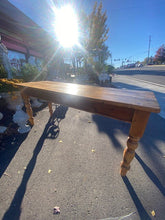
xmin=112 ymin=75 xmax=165 ymax=120
xmin=0 ymin=102 xmax=165 ymax=219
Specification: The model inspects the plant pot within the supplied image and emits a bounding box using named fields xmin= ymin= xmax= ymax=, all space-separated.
xmin=1 ymin=91 xmax=23 ymax=111
xmin=13 ymin=104 xmax=31 ymax=133
xmin=0 ymin=112 xmax=7 ymax=133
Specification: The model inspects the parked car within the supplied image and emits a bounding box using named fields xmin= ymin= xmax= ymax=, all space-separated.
xmin=127 ymin=63 xmax=135 ymax=68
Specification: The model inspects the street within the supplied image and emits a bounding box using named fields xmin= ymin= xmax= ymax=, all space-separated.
xmin=114 ymin=65 xmax=165 ymax=86
xmin=113 ymin=65 xmax=165 ymax=119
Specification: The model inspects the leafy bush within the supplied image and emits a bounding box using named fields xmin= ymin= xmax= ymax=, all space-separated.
xmin=77 ymin=67 xmax=87 ymax=75
xmin=0 ymin=78 xmax=23 ymax=93
xmin=88 ymin=72 xmax=99 ymax=83
xmin=0 ymin=64 xmax=7 ymax=78
xmin=20 ymin=63 xmax=39 ymax=82
xmin=11 ymin=68 xmax=19 ymax=78
xmin=20 ymin=63 xmax=47 ymax=82
xmin=104 ymin=64 xmax=114 ymax=74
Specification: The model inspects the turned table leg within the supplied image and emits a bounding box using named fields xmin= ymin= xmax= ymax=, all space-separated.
xmin=48 ymin=102 xmax=53 ymax=117
xmin=21 ymin=93 xmax=34 ymax=126
xmin=120 ymin=110 xmax=150 ymax=176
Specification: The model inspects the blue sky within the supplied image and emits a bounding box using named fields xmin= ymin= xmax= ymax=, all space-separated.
xmin=9 ymin=0 xmax=165 ymax=67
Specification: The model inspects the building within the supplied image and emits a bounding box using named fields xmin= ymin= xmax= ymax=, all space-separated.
xmin=0 ymin=0 xmax=56 ymax=76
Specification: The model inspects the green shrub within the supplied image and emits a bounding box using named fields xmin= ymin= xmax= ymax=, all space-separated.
xmin=11 ymin=68 xmax=19 ymax=78
xmin=0 ymin=64 xmax=7 ymax=78
xmin=20 ymin=63 xmax=47 ymax=82
xmin=88 ymin=72 xmax=99 ymax=83
xmin=104 ymin=64 xmax=114 ymax=74
xmin=20 ymin=63 xmax=39 ymax=82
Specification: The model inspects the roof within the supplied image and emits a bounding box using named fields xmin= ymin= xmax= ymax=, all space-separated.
xmin=0 ymin=0 xmax=57 ymax=56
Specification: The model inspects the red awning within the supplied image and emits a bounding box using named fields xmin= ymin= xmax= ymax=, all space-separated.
xmin=2 ymin=36 xmax=43 ymax=58
xmin=2 ymin=39 xmax=27 ymax=54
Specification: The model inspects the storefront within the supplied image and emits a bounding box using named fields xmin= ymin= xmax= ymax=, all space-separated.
xmin=1 ymin=34 xmax=43 ymax=72
xmin=0 ymin=0 xmax=55 ymax=77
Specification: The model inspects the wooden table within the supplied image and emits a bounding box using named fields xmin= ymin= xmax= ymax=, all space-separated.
xmin=16 ymin=81 xmax=160 ymax=176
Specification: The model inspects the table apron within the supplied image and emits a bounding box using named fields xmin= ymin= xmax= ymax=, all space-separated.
xmin=21 ymin=88 xmax=134 ymax=123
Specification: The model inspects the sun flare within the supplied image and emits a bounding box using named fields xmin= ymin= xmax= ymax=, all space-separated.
xmin=54 ymin=5 xmax=79 ymax=48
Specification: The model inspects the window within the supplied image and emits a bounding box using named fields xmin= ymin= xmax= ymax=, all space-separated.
xmin=8 ymin=50 xmax=26 ymax=71
xmin=29 ymin=56 xmax=43 ymax=69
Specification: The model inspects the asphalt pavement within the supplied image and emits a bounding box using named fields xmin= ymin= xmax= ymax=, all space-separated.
xmin=113 ymin=65 xmax=165 ymax=120
xmin=0 ymin=75 xmax=165 ymax=219
xmin=114 ymin=65 xmax=165 ymax=86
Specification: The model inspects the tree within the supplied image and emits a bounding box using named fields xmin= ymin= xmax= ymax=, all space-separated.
xmin=47 ymin=46 xmax=66 ymax=78
xmin=78 ymin=1 xmax=110 ymax=75
xmin=142 ymin=57 xmax=148 ymax=65
xmin=53 ymin=2 xmax=110 ymax=80
xmin=87 ymin=2 xmax=110 ymax=72
xmin=104 ymin=64 xmax=114 ymax=74
xmin=154 ymin=45 xmax=165 ymax=64
xmin=87 ymin=2 xmax=109 ymax=54
xmin=142 ymin=57 xmax=153 ymax=65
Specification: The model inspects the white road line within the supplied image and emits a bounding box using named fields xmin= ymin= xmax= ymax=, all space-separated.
xmin=113 ymin=75 xmax=165 ymax=94
xmin=112 ymin=75 xmax=165 ymax=119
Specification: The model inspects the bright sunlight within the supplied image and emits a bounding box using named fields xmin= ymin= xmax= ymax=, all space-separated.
xmin=54 ymin=5 xmax=79 ymax=48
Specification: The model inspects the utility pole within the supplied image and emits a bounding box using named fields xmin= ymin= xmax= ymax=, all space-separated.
xmin=147 ymin=35 xmax=151 ymax=64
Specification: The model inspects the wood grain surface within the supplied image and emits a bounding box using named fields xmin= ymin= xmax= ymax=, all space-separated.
xmin=16 ymin=81 xmax=160 ymax=114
